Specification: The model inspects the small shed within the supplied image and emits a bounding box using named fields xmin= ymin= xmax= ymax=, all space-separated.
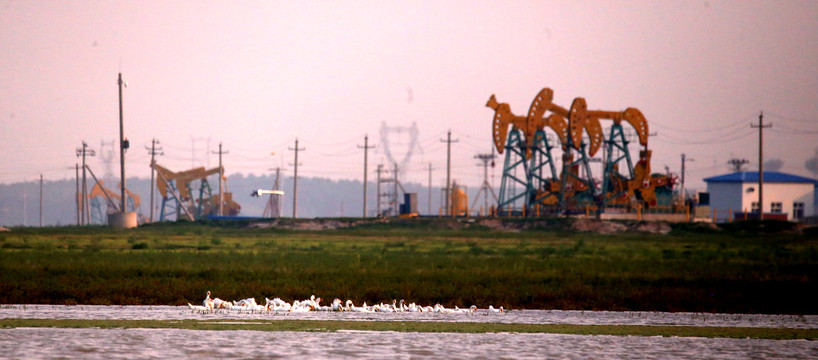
xmin=703 ymin=171 xmax=817 ymax=222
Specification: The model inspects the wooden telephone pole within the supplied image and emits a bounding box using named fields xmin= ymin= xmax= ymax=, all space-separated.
xmin=289 ymin=138 xmax=305 ymax=218
xmin=212 ymin=143 xmax=229 ymax=216
xmin=357 ymin=135 xmax=375 ymax=218
xmin=751 ymin=112 xmax=771 ymax=220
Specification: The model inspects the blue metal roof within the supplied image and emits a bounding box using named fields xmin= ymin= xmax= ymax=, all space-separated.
xmin=704 ymin=171 xmax=818 ymax=184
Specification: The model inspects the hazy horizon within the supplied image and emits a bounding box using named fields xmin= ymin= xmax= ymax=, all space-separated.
xmin=2 ymin=1 xmax=817 ymax=193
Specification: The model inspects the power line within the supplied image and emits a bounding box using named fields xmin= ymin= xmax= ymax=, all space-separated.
xmin=660 ymin=128 xmax=755 ymax=145
xmin=769 ymin=123 xmax=818 ymax=135
xmin=652 ymin=116 xmax=750 ymax=133
xmin=764 ymin=111 xmax=817 ymax=124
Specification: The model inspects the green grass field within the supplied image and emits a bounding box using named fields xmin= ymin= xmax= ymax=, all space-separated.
xmin=2 ymin=318 xmax=816 ymax=340
xmin=1 ymin=218 xmax=815 ymax=314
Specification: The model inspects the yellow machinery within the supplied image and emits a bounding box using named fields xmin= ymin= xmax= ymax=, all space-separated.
xmin=450 ymin=182 xmax=469 ymax=217
xmin=487 ymin=87 xmax=673 ymax=213
xmin=488 ymin=88 xmax=580 ymax=211
xmin=84 ymin=179 xmax=141 ymax=224
xmin=152 ymin=163 xmax=241 ymax=221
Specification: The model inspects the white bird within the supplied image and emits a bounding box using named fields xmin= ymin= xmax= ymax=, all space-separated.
xmin=330 ymin=298 xmax=344 ymax=311
xmin=265 ymin=297 xmax=291 ymax=312
xmin=203 ymin=291 xmax=215 ymax=310
xmin=234 ymin=297 xmax=257 ymax=308
xmin=345 ymin=300 xmax=367 ymax=312
xmin=456 ymin=305 xmax=478 ymax=315
xmin=298 ymin=295 xmax=319 ymax=311
xmin=404 ymin=301 xmax=417 ymax=312
xmin=248 ymin=304 xmax=267 ymax=313
xmin=212 ymin=297 xmax=232 ymax=310
xmin=189 ymin=291 xmax=497 ymax=318
xmin=188 ymin=303 xmax=210 ymax=314
xmin=434 ymin=304 xmax=456 ymax=313
xmin=288 ymin=300 xmax=310 ymax=312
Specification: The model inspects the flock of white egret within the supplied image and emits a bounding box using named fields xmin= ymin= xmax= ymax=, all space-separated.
xmin=188 ymin=291 xmax=504 ymax=315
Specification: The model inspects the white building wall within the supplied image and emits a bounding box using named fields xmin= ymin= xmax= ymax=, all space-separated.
xmin=708 ymin=181 xmax=814 ymax=221
xmin=745 ymin=182 xmax=815 ymax=220
xmin=707 ymin=182 xmax=743 ymax=222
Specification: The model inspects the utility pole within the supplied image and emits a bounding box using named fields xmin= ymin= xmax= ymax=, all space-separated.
xmin=212 ymin=142 xmax=229 ymax=216
xmin=376 ymin=164 xmax=383 ymax=216
xmin=427 ymin=163 xmax=435 ymax=215
xmin=76 ymin=141 xmax=95 ymax=225
xmin=440 ymin=130 xmax=458 ymax=216
xmin=39 ymin=174 xmax=43 ymax=227
xmin=751 ymin=111 xmax=771 ymax=220
xmin=471 ymin=152 xmax=498 ymax=214
xmin=289 ymin=138 xmax=304 ymax=218
xmin=117 ymin=73 xmax=128 ymax=217
xmin=145 ymin=139 xmax=163 ymax=222
xmin=393 ymin=162 xmax=399 ymax=217
xmin=22 ymin=189 xmax=27 ymax=226
xmin=357 ymin=135 xmax=375 ymax=218
xmin=75 ymin=164 xmax=80 ymax=225
xmin=680 ymin=154 xmax=693 ymax=201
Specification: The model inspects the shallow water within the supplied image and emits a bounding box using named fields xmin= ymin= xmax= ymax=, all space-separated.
xmin=1 ymin=328 xmax=815 ymax=360
xmin=1 ymin=306 xmax=816 ymax=359
xmin=1 ymin=305 xmax=816 ymax=329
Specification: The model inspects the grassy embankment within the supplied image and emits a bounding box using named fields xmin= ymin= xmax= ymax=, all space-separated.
xmin=0 ymin=218 xmax=815 ymax=314
xmin=2 ymin=318 xmax=816 ymax=340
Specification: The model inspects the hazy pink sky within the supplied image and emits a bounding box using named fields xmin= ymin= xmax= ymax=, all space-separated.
xmin=2 ymin=0 xmax=817 ymax=191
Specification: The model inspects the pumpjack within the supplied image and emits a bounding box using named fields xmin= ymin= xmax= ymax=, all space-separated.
xmin=151 ymin=163 xmax=241 ymax=221
xmin=487 ymin=87 xmax=675 ymax=214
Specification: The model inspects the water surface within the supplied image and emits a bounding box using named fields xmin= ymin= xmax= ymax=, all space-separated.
xmin=2 ymin=305 xmax=815 ymax=329
xmin=1 ymin=328 xmax=814 ymax=360
xmin=2 ymin=306 xmax=815 ymax=359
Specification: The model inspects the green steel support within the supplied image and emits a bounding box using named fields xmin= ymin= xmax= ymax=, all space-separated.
xmin=601 ymin=123 xmax=635 ymax=210
xmin=497 ymin=130 xmax=531 ymax=213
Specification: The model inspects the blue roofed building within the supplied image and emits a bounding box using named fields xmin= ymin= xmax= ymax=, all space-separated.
xmin=703 ymin=171 xmax=817 ymax=222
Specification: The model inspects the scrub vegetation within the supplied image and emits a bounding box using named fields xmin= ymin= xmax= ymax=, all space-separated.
xmin=0 ymin=219 xmax=815 ymax=314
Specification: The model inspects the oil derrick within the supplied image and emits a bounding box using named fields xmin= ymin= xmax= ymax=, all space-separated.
xmin=151 ymin=163 xmax=240 ymax=221
xmin=487 ymin=88 xmax=574 ymax=214
xmin=88 ymin=179 xmax=141 ymax=224
xmin=487 ymin=87 xmax=670 ymax=214
xmin=78 ymin=164 xmax=140 ymax=224
xmin=564 ymin=97 xmax=648 ymax=209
